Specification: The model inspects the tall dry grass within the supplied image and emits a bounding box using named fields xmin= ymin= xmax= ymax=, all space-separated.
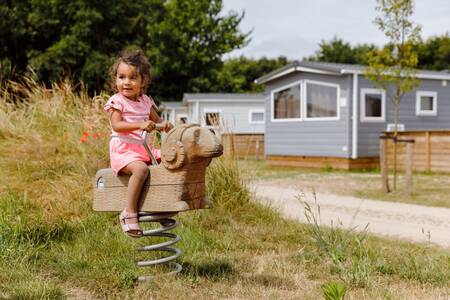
xmin=0 ymin=78 xmax=110 ymax=222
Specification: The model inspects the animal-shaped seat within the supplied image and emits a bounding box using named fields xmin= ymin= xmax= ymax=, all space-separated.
xmin=93 ymin=124 xmax=223 ymax=212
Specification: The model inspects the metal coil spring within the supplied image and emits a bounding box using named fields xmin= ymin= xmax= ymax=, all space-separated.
xmin=136 ymin=212 xmax=182 ymax=281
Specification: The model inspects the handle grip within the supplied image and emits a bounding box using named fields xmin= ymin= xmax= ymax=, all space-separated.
xmin=141 ymin=123 xmax=165 ymax=166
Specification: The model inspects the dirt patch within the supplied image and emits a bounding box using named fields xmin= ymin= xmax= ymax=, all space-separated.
xmin=250 ymin=180 xmax=450 ymax=248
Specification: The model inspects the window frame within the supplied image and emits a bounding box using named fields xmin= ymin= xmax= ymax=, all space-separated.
xmin=176 ymin=113 xmax=188 ymax=124
xmin=248 ymin=109 xmax=265 ymax=124
xmin=360 ymin=88 xmax=386 ymax=123
xmin=416 ymin=91 xmax=437 ymax=116
xmin=304 ymin=79 xmax=340 ymax=121
xmin=270 ymin=80 xmax=303 ymax=122
xmin=202 ymin=109 xmax=222 ymax=128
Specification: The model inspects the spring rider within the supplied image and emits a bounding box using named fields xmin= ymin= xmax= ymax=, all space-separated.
xmin=93 ymin=124 xmax=223 ymax=281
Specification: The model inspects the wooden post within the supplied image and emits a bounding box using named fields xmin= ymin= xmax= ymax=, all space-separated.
xmin=393 ymin=137 xmax=398 ymax=190
xmin=426 ymin=131 xmax=431 ymax=172
xmin=255 ymin=139 xmax=260 ymax=160
xmin=379 ymin=136 xmax=390 ymax=193
xmin=404 ymin=141 xmax=414 ymax=195
xmin=222 ymin=134 xmax=235 ymax=158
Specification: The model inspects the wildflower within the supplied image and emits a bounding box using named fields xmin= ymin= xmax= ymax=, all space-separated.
xmin=80 ymin=131 xmax=89 ymax=143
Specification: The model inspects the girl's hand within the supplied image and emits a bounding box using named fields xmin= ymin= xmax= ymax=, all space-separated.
xmin=161 ymin=121 xmax=174 ymax=132
xmin=140 ymin=120 xmax=156 ymax=132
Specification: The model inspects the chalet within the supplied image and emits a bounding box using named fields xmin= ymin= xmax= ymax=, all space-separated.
xmin=161 ymin=93 xmax=266 ymax=158
xmin=255 ymin=61 xmax=450 ymax=169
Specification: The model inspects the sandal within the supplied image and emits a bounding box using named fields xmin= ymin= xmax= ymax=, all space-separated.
xmin=119 ymin=209 xmax=143 ymax=238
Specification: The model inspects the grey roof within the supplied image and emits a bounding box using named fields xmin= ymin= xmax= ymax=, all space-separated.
xmin=183 ymin=93 xmax=264 ymax=102
xmin=160 ymin=101 xmax=186 ymax=108
xmin=255 ymin=60 xmax=450 ymax=84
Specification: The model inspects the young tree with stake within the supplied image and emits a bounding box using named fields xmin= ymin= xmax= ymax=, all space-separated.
xmin=365 ymin=0 xmax=421 ymax=191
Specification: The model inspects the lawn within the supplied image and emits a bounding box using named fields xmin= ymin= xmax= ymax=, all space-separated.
xmin=0 ymin=80 xmax=449 ymax=299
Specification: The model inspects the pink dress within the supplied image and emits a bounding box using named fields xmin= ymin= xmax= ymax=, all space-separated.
xmin=104 ymin=93 xmax=161 ymax=174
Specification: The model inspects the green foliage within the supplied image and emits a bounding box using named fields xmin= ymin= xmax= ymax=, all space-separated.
xmin=1 ymin=0 xmax=163 ymax=87
xmin=321 ymin=282 xmax=347 ymax=300
xmin=307 ymin=36 xmax=377 ymax=65
xmin=0 ymin=0 xmax=248 ymax=100
xmin=417 ymin=34 xmax=450 ymax=70
xmin=206 ymin=157 xmax=251 ymax=209
xmin=301 ymin=195 xmax=375 ymax=288
xmin=365 ymin=0 xmax=421 ymax=109
xmin=307 ymin=34 xmax=450 ymax=72
xmin=146 ymin=0 xmax=249 ymax=101
xmin=213 ymin=56 xmax=290 ymax=93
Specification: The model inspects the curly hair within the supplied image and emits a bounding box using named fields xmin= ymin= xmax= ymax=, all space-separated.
xmin=109 ymin=49 xmax=152 ymax=94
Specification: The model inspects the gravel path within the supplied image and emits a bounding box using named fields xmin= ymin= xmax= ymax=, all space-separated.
xmin=249 ymin=181 xmax=450 ymax=248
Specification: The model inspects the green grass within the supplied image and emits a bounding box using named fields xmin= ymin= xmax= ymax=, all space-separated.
xmin=0 ymin=79 xmax=449 ymax=299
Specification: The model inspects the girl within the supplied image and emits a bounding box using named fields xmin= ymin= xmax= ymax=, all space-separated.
xmin=104 ymin=49 xmax=173 ymax=237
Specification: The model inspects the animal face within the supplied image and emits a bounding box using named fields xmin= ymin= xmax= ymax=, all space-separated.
xmin=161 ymin=124 xmax=223 ymax=169
xmin=185 ymin=127 xmax=223 ymax=159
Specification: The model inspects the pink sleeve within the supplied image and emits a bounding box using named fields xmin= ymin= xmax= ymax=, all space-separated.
xmin=144 ymin=94 xmax=158 ymax=111
xmin=104 ymin=95 xmax=123 ymax=113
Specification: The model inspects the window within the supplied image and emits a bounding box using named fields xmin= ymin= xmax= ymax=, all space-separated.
xmin=416 ymin=91 xmax=437 ymax=116
xmin=249 ymin=110 xmax=265 ymax=124
xmin=176 ymin=113 xmax=188 ymax=124
xmin=162 ymin=111 xmax=171 ymax=122
xmin=360 ymin=88 xmax=386 ymax=122
xmin=305 ymin=81 xmax=339 ymax=120
xmin=204 ymin=111 xmax=221 ymax=127
xmin=271 ymin=83 xmax=301 ymax=121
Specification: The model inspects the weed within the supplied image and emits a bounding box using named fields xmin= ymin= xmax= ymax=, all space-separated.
xmin=321 ymin=165 xmax=334 ymax=172
xmin=207 ymin=157 xmax=251 ymax=209
xmin=321 ymin=281 xmax=346 ymax=300
xmin=300 ymin=191 xmax=375 ymax=288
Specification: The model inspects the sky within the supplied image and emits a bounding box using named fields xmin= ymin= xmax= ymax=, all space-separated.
xmin=222 ymin=0 xmax=450 ymax=60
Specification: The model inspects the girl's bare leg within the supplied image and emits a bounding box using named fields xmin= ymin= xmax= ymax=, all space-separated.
xmin=120 ymin=161 xmax=149 ymax=234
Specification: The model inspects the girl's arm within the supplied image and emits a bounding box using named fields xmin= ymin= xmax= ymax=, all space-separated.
xmin=149 ymin=106 xmax=173 ymax=132
xmin=149 ymin=106 xmax=162 ymax=123
xmin=110 ymin=109 xmax=155 ymax=132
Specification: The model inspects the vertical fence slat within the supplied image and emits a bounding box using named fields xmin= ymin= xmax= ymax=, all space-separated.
xmin=405 ymin=142 xmax=414 ymax=195
xmin=380 ymin=137 xmax=390 ymax=193
xmin=426 ymin=131 xmax=431 ymax=172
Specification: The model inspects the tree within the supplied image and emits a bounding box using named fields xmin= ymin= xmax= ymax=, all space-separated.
xmin=365 ymin=0 xmax=421 ymax=191
xmin=0 ymin=0 xmax=248 ymax=100
xmin=0 ymin=0 xmax=165 ymax=89
xmin=307 ymin=36 xmax=377 ymax=65
xmin=306 ymin=35 xmax=450 ymax=72
xmin=417 ymin=34 xmax=450 ymax=71
xmin=212 ymin=56 xmax=290 ymax=93
xmin=144 ymin=0 xmax=249 ymax=101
